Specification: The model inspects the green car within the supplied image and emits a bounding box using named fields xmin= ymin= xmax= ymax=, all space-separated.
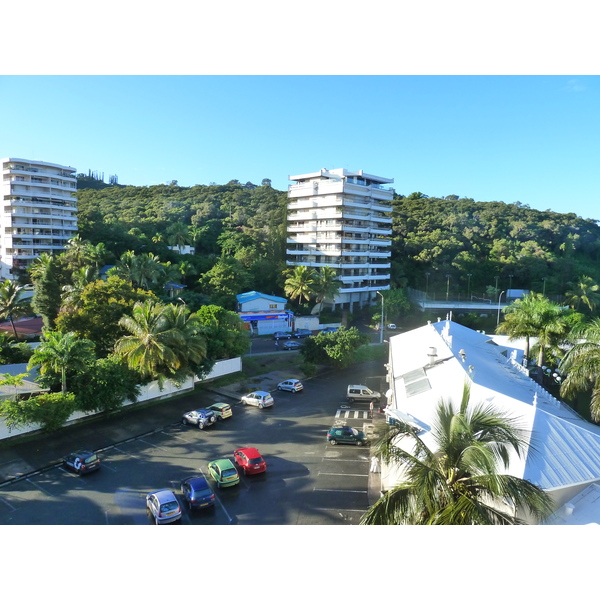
xmin=207 ymin=458 xmax=240 ymax=488
xmin=208 ymin=402 xmax=233 ymax=420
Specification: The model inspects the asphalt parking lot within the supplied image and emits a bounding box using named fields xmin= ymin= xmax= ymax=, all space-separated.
xmin=0 ymin=361 xmax=385 ymax=525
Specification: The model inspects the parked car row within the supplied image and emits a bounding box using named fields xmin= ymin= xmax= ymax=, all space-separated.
xmin=272 ymin=328 xmax=339 ymax=340
xmin=146 ymin=446 xmax=267 ymax=524
xmin=181 ymin=402 xmax=233 ymax=429
xmin=272 ymin=329 xmax=313 ymax=340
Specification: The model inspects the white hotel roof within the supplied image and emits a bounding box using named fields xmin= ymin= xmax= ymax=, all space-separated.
xmin=388 ymin=320 xmax=600 ymax=492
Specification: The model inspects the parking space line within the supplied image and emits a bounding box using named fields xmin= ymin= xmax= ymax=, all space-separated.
xmin=0 ymin=494 xmax=16 ymax=511
xmin=26 ymin=479 xmax=54 ymax=496
xmin=317 ymin=472 xmax=368 ymax=477
xmin=137 ymin=438 xmax=167 ymax=450
xmin=322 ymin=458 xmax=368 ymax=462
xmin=199 ymin=467 xmax=235 ymax=524
xmin=313 ymin=488 xmax=368 ymax=494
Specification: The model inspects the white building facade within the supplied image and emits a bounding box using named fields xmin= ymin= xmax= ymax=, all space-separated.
xmin=1 ymin=157 xmax=78 ymax=280
xmin=287 ymin=168 xmax=394 ymax=311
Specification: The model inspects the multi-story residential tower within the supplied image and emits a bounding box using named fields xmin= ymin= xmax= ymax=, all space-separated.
xmin=1 ymin=157 xmax=78 ymax=280
xmin=287 ymin=168 xmax=394 ymax=311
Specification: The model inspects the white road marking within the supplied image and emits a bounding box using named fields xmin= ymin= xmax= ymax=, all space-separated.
xmin=317 ymin=472 xmax=368 ymax=477
xmin=26 ymin=479 xmax=54 ymax=496
xmin=0 ymin=494 xmax=16 ymax=511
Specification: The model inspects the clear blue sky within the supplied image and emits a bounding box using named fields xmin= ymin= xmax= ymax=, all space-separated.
xmin=2 ymin=75 xmax=599 ymax=221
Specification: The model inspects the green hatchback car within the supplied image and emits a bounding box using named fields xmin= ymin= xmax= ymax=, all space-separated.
xmin=207 ymin=458 xmax=240 ymax=488
xmin=207 ymin=402 xmax=233 ymax=420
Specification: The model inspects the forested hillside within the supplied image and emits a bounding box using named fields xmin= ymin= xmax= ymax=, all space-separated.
xmin=75 ymin=179 xmax=600 ymax=308
xmin=391 ymin=192 xmax=600 ymax=300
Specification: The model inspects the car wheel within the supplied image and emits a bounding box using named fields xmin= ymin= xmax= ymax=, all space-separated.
xmin=259 ymin=404 xmax=264 ymax=409
xmin=277 ymin=386 xmax=282 ymax=391
xmin=356 ymin=440 xmax=364 ymax=446
xmin=198 ymin=421 xmax=204 ymax=429
xmin=330 ymin=439 xmax=337 ymax=445
xmin=292 ymin=388 xmax=296 ymax=394
xmin=182 ymin=418 xmax=187 ymax=425
xmin=210 ymin=416 xmax=216 ymax=423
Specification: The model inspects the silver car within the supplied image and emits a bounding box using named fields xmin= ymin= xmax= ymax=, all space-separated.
xmin=277 ymin=379 xmax=304 ymax=393
xmin=240 ymin=391 xmax=274 ymax=409
xmin=146 ymin=489 xmax=182 ymax=525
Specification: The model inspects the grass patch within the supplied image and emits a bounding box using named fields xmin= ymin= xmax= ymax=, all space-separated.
xmin=198 ymin=352 xmax=304 ymax=389
xmin=353 ymin=344 xmax=388 ymax=363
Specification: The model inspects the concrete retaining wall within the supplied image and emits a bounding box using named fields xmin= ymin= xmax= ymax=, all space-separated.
xmin=0 ymin=357 xmax=242 ymax=441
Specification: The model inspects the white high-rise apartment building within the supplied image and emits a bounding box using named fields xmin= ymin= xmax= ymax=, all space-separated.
xmin=287 ymin=168 xmax=394 ymax=311
xmin=1 ymin=157 xmax=78 ymax=280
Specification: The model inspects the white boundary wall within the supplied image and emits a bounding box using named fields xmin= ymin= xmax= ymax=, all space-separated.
xmin=0 ymin=357 xmax=242 ymax=441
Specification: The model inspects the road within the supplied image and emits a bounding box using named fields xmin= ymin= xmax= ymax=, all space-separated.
xmin=0 ymin=362 xmax=385 ymax=525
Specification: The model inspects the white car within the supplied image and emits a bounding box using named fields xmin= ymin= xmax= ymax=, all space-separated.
xmin=241 ymin=391 xmax=274 ymax=409
xmin=146 ymin=489 xmax=182 ymax=525
xmin=277 ymin=379 xmax=304 ymax=393
xmin=387 ymin=323 xmax=397 ymax=330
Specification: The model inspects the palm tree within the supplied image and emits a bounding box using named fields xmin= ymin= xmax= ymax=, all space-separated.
xmin=361 ymin=382 xmax=554 ymax=525
xmin=159 ymin=303 xmax=207 ymax=371
xmin=116 ymin=301 xmax=208 ymax=383
xmin=284 ymin=265 xmax=315 ymax=306
xmin=497 ymin=292 xmax=567 ymax=366
xmin=28 ymin=330 xmax=96 ymax=393
xmin=166 ymin=222 xmax=191 ymax=254
xmin=560 ymin=318 xmax=600 ymax=421
xmin=108 ymin=250 xmax=136 ymax=283
xmin=312 ymin=266 xmax=341 ymax=314
xmin=565 ymin=275 xmax=600 ymax=313
xmin=0 ymin=280 xmax=29 ymax=340
xmin=61 ymin=266 xmax=98 ymax=311
xmin=131 ymin=253 xmax=164 ymax=290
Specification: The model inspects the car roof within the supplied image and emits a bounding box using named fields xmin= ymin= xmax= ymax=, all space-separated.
xmin=235 ymin=447 xmax=261 ymax=458
xmin=211 ymin=458 xmax=235 ymax=468
xmin=284 ymin=379 xmax=300 ymax=383
xmin=210 ymin=402 xmax=229 ymax=408
xmin=184 ymin=476 xmax=210 ymax=490
xmin=150 ymin=489 xmax=178 ymax=502
xmin=71 ymin=449 xmax=95 ymax=457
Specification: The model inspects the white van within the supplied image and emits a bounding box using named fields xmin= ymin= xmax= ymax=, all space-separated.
xmin=346 ymin=385 xmax=381 ymax=403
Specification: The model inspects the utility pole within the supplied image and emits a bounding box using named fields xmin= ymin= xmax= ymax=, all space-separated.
xmin=377 ymin=291 xmax=384 ymax=344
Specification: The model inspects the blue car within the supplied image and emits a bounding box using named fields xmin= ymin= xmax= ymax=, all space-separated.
xmin=180 ymin=475 xmax=216 ymax=510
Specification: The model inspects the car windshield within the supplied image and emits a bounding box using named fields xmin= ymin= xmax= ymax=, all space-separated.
xmin=249 ymin=458 xmax=263 ymax=465
xmin=222 ymin=468 xmax=237 ymax=477
xmin=161 ymin=501 xmax=178 ymax=512
xmin=84 ymin=454 xmax=98 ymax=464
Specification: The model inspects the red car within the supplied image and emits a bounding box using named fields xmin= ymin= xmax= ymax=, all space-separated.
xmin=233 ymin=447 xmax=266 ymax=475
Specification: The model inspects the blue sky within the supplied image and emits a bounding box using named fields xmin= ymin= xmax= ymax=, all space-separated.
xmin=2 ymin=75 xmax=599 ymax=220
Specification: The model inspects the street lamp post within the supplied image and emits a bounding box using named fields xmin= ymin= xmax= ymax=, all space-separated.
xmin=425 ymin=272 xmax=430 ymax=299
xmin=377 ymin=291 xmax=384 ymax=344
xmin=446 ymin=274 xmax=450 ymax=301
xmin=467 ymin=273 xmax=472 ymax=300
xmin=497 ymin=290 xmax=506 ymax=326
